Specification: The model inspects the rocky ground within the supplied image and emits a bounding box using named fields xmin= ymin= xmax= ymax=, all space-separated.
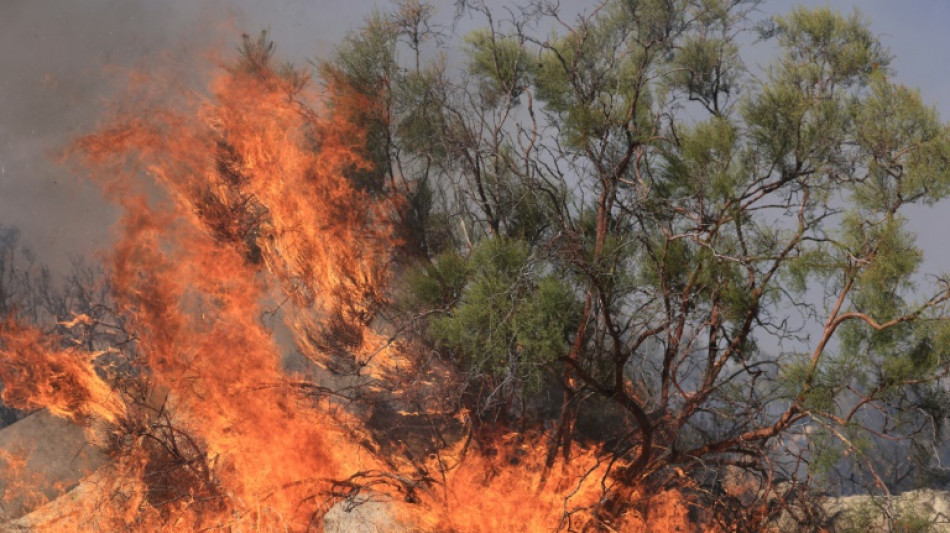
xmin=0 ymin=410 xmax=105 ymax=524
xmin=822 ymin=489 xmax=950 ymax=532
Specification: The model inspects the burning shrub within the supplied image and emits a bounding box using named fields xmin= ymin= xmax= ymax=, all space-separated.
xmin=5 ymin=1 xmax=950 ymax=531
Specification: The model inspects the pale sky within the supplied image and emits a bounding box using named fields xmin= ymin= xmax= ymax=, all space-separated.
xmin=766 ymin=1 xmax=950 ymax=274
xmin=1 ymin=0 xmax=949 ymax=274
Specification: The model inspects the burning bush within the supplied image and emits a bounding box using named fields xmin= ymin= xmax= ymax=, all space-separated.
xmin=4 ymin=1 xmax=950 ymax=531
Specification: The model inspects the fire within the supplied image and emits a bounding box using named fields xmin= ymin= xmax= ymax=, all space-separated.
xmin=0 ymin=319 xmax=123 ymax=425
xmin=0 ymin=44 xmax=698 ymax=532
xmin=408 ymin=436 xmax=702 ymax=532
xmin=71 ymin=61 xmax=393 ymax=529
xmin=0 ymin=57 xmax=392 ymax=529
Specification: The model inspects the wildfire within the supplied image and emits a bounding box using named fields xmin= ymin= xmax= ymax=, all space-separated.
xmin=0 ymin=319 xmax=123 ymax=425
xmin=0 ymin=50 xmax=698 ymax=532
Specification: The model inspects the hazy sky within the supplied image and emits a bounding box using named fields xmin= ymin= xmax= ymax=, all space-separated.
xmin=2 ymin=0 xmax=950 ymax=274
xmin=0 ymin=0 xmax=377 ymax=272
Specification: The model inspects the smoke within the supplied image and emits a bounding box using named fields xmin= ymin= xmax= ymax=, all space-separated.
xmin=4 ymin=1 xmax=950 ymax=530
xmin=0 ymin=0 xmax=375 ymax=273
xmin=0 ymin=7 xmax=658 ymax=527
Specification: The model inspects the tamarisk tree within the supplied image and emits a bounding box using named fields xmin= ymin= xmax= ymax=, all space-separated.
xmin=323 ymin=0 xmax=950 ymax=525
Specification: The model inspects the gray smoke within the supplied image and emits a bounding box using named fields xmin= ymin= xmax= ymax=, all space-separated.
xmin=2 ymin=0 xmax=949 ymax=275
xmin=0 ymin=0 xmax=375 ymax=272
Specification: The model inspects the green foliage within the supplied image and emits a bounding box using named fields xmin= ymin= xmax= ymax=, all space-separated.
xmin=854 ymin=74 xmax=950 ymax=209
xmin=531 ymin=1 xmax=662 ymax=149
xmin=465 ymin=29 xmax=530 ymax=102
xmin=427 ymin=239 xmax=579 ymax=391
xmin=846 ymin=213 xmax=920 ymax=320
xmin=665 ymin=116 xmax=740 ymax=202
xmin=669 ymin=35 xmax=739 ymax=113
xmin=838 ymin=498 xmax=936 ymax=533
xmin=395 ymin=69 xmax=446 ymax=156
xmin=769 ymin=7 xmax=887 ymax=85
xmin=402 ymin=249 xmax=470 ymax=310
xmin=322 ymin=11 xmax=398 ymax=94
xmin=324 ymin=0 xmax=950 ymax=507
xmin=319 ymin=4 xmax=452 ymax=257
xmin=744 ymin=8 xmax=888 ymax=177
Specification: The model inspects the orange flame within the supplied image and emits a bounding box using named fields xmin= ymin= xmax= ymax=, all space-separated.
xmin=0 ymin=53 xmax=708 ymax=532
xmin=0 ymin=319 xmax=123 ymax=425
xmin=64 ymin=64 xmax=394 ymax=528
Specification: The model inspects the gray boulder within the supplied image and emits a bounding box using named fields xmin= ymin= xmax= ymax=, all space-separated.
xmin=0 ymin=411 xmax=105 ymax=521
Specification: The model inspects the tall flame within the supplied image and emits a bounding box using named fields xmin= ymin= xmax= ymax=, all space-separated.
xmin=0 ymin=63 xmax=393 ymax=529
xmin=0 ymin=56 xmax=706 ymax=532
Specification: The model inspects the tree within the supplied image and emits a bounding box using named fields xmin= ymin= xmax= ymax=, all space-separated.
xmin=327 ymin=0 xmax=950 ymax=527
xmin=6 ymin=2 xmax=949 ymax=529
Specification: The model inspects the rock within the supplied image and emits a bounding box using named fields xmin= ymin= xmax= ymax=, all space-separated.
xmin=825 ymin=489 xmax=950 ymax=532
xmin=0 ymin=410 xmax=106 ymax=521
xmin=324 ymin=492 xmax=408 ymax=533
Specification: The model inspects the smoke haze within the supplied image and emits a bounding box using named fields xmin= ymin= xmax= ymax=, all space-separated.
xmin=0 ymin=0 xmax=375 ymax=272
xmin=3 ymin=0 xmax=950 ymax=272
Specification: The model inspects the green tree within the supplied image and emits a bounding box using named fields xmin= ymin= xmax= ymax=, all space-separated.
xmin=328 ymin=1 xmax=950 ymax=527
